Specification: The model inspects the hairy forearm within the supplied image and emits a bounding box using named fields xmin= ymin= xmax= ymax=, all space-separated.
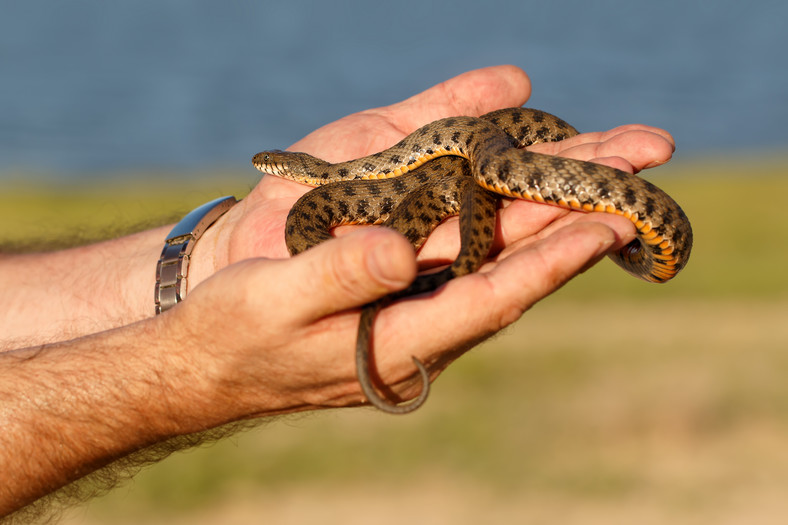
xmin=0 ymin=226 xmax=171 ymax=348
xmin=0 ymin=315 xmax=238 ymax=517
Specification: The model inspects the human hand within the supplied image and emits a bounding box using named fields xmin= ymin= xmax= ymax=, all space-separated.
xmin=187 ymin=64 xmax=675 ymax=287
xmin=172 ymin=64 xmax=676 ymax=411
xmin=167 ymin=210 xmax=634 ymax=419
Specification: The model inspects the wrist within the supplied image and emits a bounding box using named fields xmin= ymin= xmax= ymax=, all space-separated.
xmin=173 ymin=197 xmax=244 ymax=301
xmin=154 ymin=196 xmax=237 ymax=314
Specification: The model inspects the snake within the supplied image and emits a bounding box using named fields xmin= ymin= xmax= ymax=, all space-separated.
xmin=253 ymin=107 xmax=693 ymax=414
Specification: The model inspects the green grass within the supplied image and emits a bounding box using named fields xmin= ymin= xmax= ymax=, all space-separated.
xmin=4 ymin=158 xmax=788 ymax=524
xmin=560 ymin=158 xmax=788 ymax=300
xmin=0 ymin=172 xmax=255 ymax=251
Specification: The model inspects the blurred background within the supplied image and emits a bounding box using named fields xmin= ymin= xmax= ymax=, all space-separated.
xmin=2 ymin=0 xmax=787 ymax=523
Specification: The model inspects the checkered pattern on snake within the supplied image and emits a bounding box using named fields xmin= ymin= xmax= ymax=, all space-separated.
xmin=253 ymin=107 xmax=693 ymax=414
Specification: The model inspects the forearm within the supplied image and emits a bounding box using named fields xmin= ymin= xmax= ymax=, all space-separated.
xmin=0 ymin=226 xmax=171 ymax=348
xmin=0 ymin=314 xmax=242 ymax=517
xmin=0 ymin=213 xmax=635 ymax=519
xmin=0 ymin=227 xmax=406 ymax=518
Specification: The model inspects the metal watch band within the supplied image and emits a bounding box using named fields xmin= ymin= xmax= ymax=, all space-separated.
xmin=154 ymin=195 xmax=237 ymax=314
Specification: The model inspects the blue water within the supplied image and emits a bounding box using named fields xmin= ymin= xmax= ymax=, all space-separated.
xmin=1 ymin=0 xmax=787 ymax=179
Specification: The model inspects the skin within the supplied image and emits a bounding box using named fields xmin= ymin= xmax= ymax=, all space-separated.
xmin=0 ymin=65 xmax=675 ymax=518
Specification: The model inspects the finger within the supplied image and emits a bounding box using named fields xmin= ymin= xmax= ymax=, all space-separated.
xmin=573 ymin=124 xmax=675 ymax=151
xmin=566 ymin=130 xmax=675 ymax=171
xmin=415 ymin=184 xmax=637 ymax=266
xmin=290 ymin=65 xmax=532 ymax=160
xmin=536 ymin=124 xmax=675 ymax=153
xmin=387 ymin=64 xmax=532 ymax=127
xmin=473 ymin=221 xmax=622 ymax=329
xmin=531 ymin=128 xmax=675 ymax=172
xmin=440 ymin=221 xmax=620 ymax=335
xmin=263 ymin=227 xmax=418 ymax=322
xmin=367 ymin=220 xmax=621 ymax=372
xmin=582 ymin=155 xmax=636 ymax=173
xmin=497 ymin=210 xmax=636 ymax=261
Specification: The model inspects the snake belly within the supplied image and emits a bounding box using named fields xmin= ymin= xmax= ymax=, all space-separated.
xmin=253 ymin=107 xmax=694 ymax=413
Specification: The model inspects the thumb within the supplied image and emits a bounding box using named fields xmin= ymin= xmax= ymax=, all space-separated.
xmin=393 ymin=65 xmax=532 ymax=125
xmin=275 ymin=227 xmax=418 ymax=321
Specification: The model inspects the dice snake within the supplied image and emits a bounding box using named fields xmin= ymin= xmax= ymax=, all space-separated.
xmin=252 ymin=107 xmax=693 ymax=414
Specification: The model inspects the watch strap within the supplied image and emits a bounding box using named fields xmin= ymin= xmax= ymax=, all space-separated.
xmin=154 ymin=196 xmax=237 ymax=314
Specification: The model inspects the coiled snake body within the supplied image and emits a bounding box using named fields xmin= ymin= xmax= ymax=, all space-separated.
xmin=253 ymin=108 xmax=693 ymax=414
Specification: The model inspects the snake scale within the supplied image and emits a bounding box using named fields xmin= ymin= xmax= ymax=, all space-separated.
xmin=253 ymin=107 xmax=693 ymax=414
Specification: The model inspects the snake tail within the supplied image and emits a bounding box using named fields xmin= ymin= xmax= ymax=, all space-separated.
xmin=355 ymin=302 xmax=430 ymax=414
xmin=353 ymin=168 xmax=498 ymax=414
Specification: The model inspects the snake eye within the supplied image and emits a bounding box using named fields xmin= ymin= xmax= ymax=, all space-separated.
xmin=263 ymin=153 xmax=270 ymax=162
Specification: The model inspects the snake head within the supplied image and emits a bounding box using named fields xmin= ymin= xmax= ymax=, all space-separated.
xmin=252 ymin=149 xmax=289 ymax=175
xmin=252 ymin=149 xmax=329 ymax=182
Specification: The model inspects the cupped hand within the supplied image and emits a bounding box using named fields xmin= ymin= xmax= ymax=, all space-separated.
xmin=172 ymin=214 xmax=630 ymax=418
xmin=175 ymin=65 xmax=677 ymax=413
xmin=189 ymin=65 xmax=674 ymax=288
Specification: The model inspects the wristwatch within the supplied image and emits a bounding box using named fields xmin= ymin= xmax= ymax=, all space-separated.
xmin=154 ymin=196 xmax=237 ymax=314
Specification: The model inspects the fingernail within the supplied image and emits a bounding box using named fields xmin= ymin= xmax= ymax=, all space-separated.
xmin=367 ymin=238 xmax=410 ymax=289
